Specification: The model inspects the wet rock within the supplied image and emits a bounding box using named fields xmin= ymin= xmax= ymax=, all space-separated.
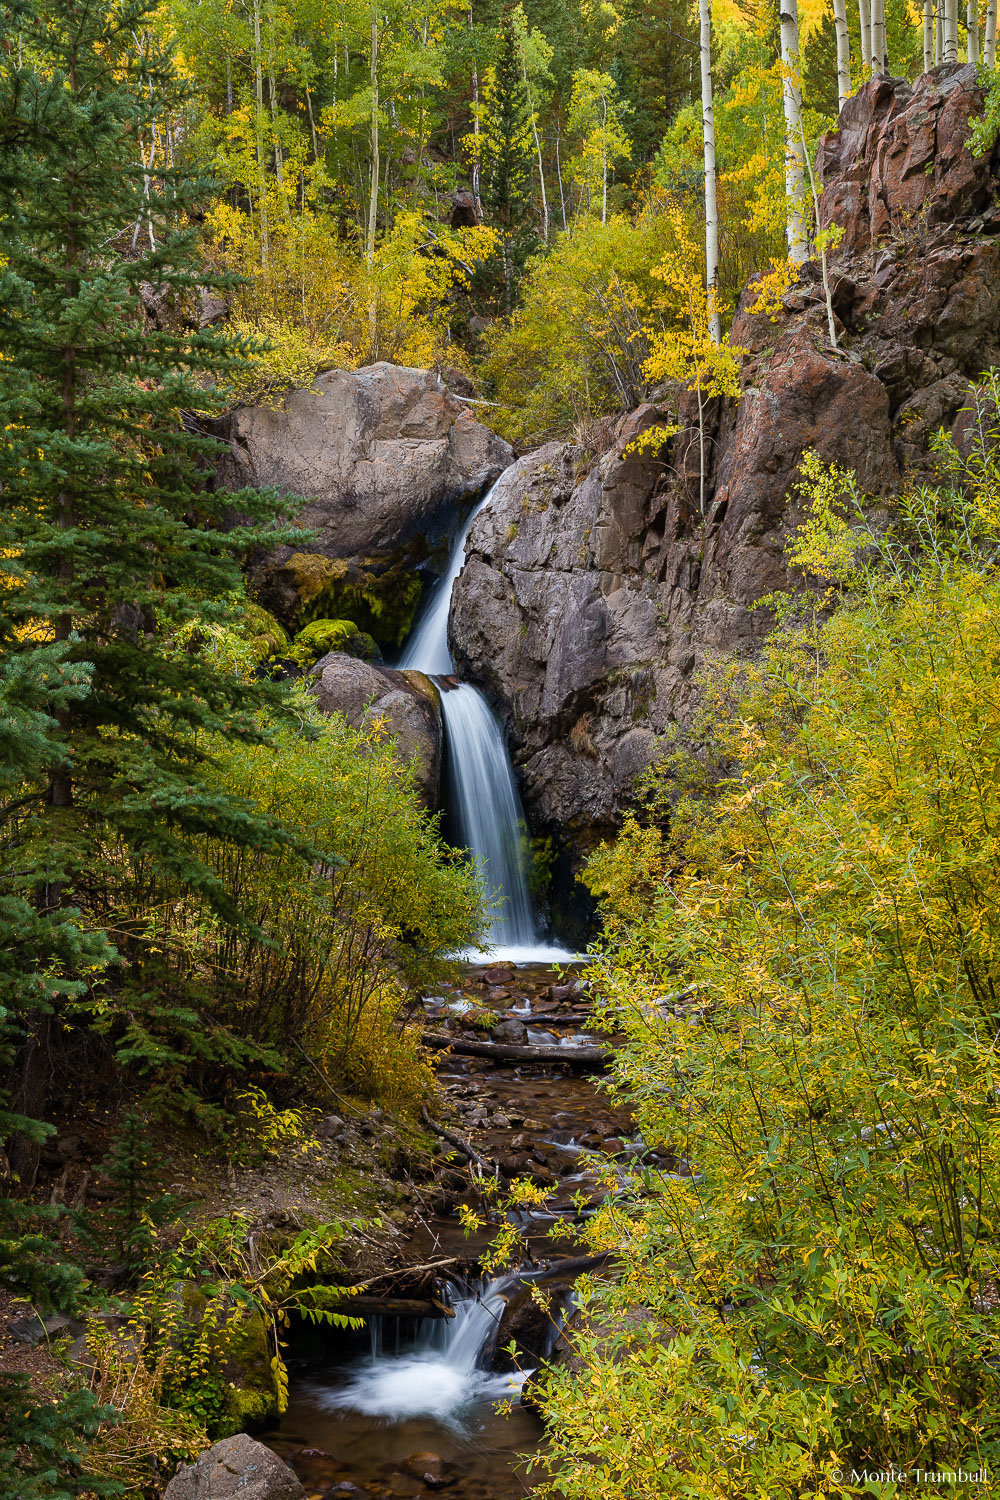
xmin=310 ymin=653 xmax=442 ymax=808
xmin=494 ymin=1284 xmax=571 ymax=1372
xmin=314 ymin=1115 xmax=345 ymax=1138
xmin=215 ymin=364 xmax=512 ymax=631
xmin=402 ymin=1453 xmax=444 ymax=1482
xmin=483 ymin=966 xmax=514 ymax=985
xmin=164 ymin=1435 xmax=306 ymax=1500
xmin=492 ymin=1019 xmax=527 ymax=1045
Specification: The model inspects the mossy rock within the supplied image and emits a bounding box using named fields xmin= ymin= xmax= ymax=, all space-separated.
xmin=300 ymin=555 xmax=424 ymax=650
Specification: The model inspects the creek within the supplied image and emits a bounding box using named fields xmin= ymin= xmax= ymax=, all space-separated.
xmin=264 ymin=961 xmax=636 ymax=1500
xmin=264 ymin=483 xmax=624 ymax=1497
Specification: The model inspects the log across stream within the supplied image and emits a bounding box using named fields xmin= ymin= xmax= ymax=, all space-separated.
xmin=260 ymin=960 xmax=644 ymax=1500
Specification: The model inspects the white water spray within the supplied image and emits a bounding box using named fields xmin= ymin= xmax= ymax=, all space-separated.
xmin=399 ymin=480 xmax=573 ymax=962
xmin=315 ymin=1275 xmax=526 ymax=1426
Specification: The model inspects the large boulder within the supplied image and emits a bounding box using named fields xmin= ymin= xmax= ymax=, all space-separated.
xmin=451 ymin=67 xmax=1000 ymax=855
xmin=310 ymin=651 xmax=442 ymax=807
xmin=164 ymin=1435 xmax=305 ymax=1500
xmin=216 ymin=363 xmax=512 ymax=633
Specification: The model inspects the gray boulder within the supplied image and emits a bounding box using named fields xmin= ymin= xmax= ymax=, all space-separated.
xmin=310 ymin=651 xmax=442 ymax=807
xmin=216 ymin=363 xmax=512 ymax=629
xmin=164 ymin=1435 xmax=305 ymax=1500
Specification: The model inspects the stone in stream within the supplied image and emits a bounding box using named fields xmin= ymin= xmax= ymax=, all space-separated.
xmin=492 ymin=1018 xmax=527 ymax=1044
xmin=164 ymin=1435 xmax=306 ymax=1500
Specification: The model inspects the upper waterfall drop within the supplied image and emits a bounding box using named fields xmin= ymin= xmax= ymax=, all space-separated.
xmin=398 ymin=477 xmax=574 ymax=963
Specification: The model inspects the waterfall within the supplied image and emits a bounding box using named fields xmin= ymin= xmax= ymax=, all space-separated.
xmin=315 ymin=1274 xmax=527 ymax=1426
xmin=399 ymin=480 xmax=573 ymax=962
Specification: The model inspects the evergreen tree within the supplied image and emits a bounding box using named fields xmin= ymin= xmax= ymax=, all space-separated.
xmin=803 ymin=3 xmax=842 ymax=116
xmin=480 ymin=9 xmax=537 ymax=312
xmin=0 ymin=0 xmax=304 ymax=1185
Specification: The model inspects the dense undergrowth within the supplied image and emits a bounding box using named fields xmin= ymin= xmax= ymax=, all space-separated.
xmin=537 ymin=402 xmax=1000 ymax=1496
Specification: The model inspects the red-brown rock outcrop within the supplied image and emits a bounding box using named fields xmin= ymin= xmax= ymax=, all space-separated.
xmin=450 ymin=65 xmax=1000 ymax=852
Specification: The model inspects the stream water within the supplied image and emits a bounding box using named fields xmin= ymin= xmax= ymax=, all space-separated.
xmin=264 ymin=961 xmax=636 ymax=1500
xmin=263 ymin=480 xmax=612 ymax=1497
xmin=398 ymin=480 xmax=574 ymax=964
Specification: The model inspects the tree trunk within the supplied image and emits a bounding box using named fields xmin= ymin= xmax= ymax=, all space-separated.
xmin=944 ymin=0 xmax=959 ymax=60
xmin=366 ymin=5 xmax=379 ymax=265
xmin=968 ymin=0 xmax=981 ymax=59
xmin=986 ymin=0 xmax=998 ymax=64
xmin=522 ymin=57 xmax=549 ymax=243
xmin=858 ymin=0 xmax=873 ymax=73
xmin=699 ymin=0 xmax=721 ymax=344
xmin=923 ymin=0 xmax=934 ymax=69
xmin=469 ymin=5 xmax=481 ymax=218
xmin=251 ymin=0 xmax=270 ymax=268
xmin=420 ymin=1030 xmax=611 ymax=1069
xmin=779 ymin=0 xmax=808 ymax=267
xmin=870 ymin=0 xmax=888 ymax=72
xmin=600 ymin=94 xmax=608 ymax=225
xmin=832 ymin=0 xmax=852 ymax=111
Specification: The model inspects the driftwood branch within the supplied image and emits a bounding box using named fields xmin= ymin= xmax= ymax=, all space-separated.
xmin=421 ymin=1030 xmax=611 ymax=1069
xmin=420 ymin=1103 xmax=489 ymax=1168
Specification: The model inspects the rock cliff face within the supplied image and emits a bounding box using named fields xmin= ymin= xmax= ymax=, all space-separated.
xmin=451 ymin=64 xmax=1000 ymax=849
xmin=217 ymin=363 xmax=512 ymax=635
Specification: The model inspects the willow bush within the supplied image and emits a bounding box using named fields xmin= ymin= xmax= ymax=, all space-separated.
xmin=94 ymin=689 xmax=482 ymax=1124
xmin=540 ymin=398 xmax=1000 ymax=1497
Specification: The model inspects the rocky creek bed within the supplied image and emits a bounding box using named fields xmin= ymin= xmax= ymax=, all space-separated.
xmin=258 ymin=959 xmax=646 ymax=1500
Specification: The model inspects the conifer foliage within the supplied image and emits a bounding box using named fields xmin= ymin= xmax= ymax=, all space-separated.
xmin=0 ymin=0 xmax=301 ymax=1187
xmin=480 ymin=9 xmax=536 ymax=313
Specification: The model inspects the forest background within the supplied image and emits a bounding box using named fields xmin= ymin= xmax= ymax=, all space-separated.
xmin=4 ymin=0 xmax=1000 ymax=1494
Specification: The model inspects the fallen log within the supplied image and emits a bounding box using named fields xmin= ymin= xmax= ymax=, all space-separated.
xmin=518 ymin=1251 xmax=616 ymax=1284
xmin=329 ymin=1295 xmax=455 ymax=1320
xmin=420 ymin=1030 xmax=611 ymax=1069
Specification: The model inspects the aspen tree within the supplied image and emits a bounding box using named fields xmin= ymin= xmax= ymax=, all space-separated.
xmin=366 ymin=2 xmax=379 ymax=266
xmin=699 ymin=0 xmax=721 ymax=344
xmin=923 ymin=0 xmax=934 ymax=68
xmin=832 ymin=0 xmax=852 ymax=111
xmin=944 ymin=0 xmax=958 ymax=60
xmin=969 ymin=0 xmax=980 ymax=60
xmin=986 ymin=0 xmax=998 ymax=63
xmin=858 ymin=0 xmax=873 ymax=72
xmin=870 ymin=0 xmax=887 ymax=71
xmin=780 ymin=0 xmax=808 ymax=266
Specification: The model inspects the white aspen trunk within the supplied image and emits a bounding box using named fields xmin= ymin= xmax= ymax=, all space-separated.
xmin=935 ymin=2 xmax=944 ymax=61
xmin=601 ymin=94 xmax=608 ymax=225
xmin=870 ymin=0 xmax=887 ymax=72
xmin=252 ymin=0 xmax=270 ymax=269
xmin=522 ymin=57 xmax=549 ymax=242
xmin=944 ymin=0 xmax=958 ymax=59
xmin=469 ymin=7 xmax=481 ymax=218
xmin=986 ymin=0 xmax=998 ymax=63
xmin=699 ymin=0 xmax=721 ymax=344
xmin=780 ymin=0 xmax=808 ymax=267
xmin=555 ymin=122 xmax=568 ymax=231
xmin=968 ymin=0 xmax=981 ymax=59
xmin=923 ymin=0 xmax=934 ymax=69
xmin=366 ymin=5 xmax=379 ymax=266
xmin=858 ymin=0 xmax=873 ymax=73
xmin=832 ymin=0 xmax=852 ymax=111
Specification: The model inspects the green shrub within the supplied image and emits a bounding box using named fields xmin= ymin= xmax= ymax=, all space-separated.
xmin=539 ymin=406 xmax=1000 ymax=1496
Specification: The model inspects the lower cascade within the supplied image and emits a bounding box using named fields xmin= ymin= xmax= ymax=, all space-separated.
xmin=315 ymin=1275 xmax=527 ymax=1427
xmin=399 ymin=477 xmax=573 ymax=962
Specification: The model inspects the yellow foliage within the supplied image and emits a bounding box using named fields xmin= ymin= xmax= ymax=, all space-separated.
xmin=539 ymin=411 xmax=1000 ymax=1495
